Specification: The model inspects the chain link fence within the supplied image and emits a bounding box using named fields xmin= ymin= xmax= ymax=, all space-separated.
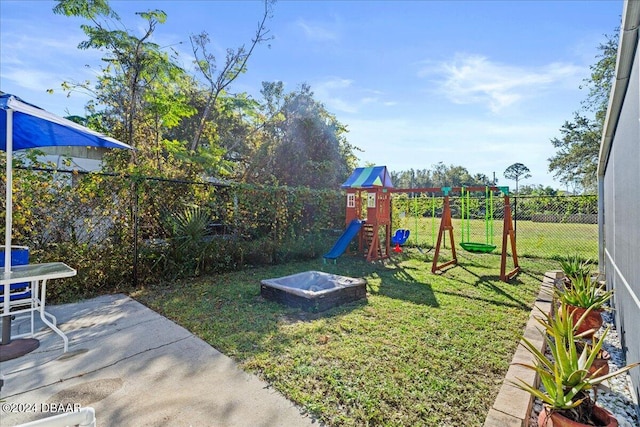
xmin=2 ymin=168 xmax=598 ymax=300
xmin=512 ymin=194 xmax=597 ymax=261
xmin=1 ymin=167 xmax=344 ymax=300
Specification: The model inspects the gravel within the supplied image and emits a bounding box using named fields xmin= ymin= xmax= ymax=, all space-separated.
xmin=529 ymin=307 xmax=640 ymax=427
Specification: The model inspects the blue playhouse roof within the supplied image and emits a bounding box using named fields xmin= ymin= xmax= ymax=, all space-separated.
xmin=341 ymin=166 xmax=393 ymax=189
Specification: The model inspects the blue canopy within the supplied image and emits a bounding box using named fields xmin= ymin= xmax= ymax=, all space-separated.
xmin=2 ymin=93 xmax=131 ymax=271
xmin=341 ymin=166 xmax=393 ymax=189
xmin=0 ymin=94 xmax=131 ymax=151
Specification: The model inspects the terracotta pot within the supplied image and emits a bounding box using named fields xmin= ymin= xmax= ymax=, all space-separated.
xmin=589 ymin=357 xmax=610 ymax=377
xmin=538 ymin=405 xmax=618 ymax=427
xmin=568 ymin=305 xmax=603 ymax=337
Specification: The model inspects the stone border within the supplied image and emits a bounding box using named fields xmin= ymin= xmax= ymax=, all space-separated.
xmin=483 ymin=270 xmax=561 ymax=427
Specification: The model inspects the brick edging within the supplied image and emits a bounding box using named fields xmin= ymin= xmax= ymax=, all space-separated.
xmin=483 ymin=270 xmax=560 ymax=427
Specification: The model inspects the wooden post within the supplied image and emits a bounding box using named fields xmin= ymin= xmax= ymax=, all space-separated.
xmin=432 ymin=195 xmax=458 ymax=273
xmin=500 ymin=195 xmax=520 ymax=281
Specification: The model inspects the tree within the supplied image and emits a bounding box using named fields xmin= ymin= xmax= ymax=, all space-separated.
xmin=188 ymin=0 xmax=274 ymax=152
xmin=54 ymin=1 xmax=198 ymax=175
xmin=389 ymin=165 xmax=493 ymax=188
xmin=53 ymin=0 xmax=271 ymax=180
xmin=518 ymin=184 xmax=558 ymax=196
xmin=504 ymin=163 xmax=531 ymax=194
xmin=548 ymin=30 xmax=618 ymax=193
xmin=246 ymin=83 xmax=357 ymax=189
xmin=548 ymin=113 xmax=600 ymax=193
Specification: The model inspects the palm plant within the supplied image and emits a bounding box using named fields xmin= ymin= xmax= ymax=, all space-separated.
xmin=169 ymin=205 xmax=211 ymax=250
xmin=164 ymin=205 xmax=212 ymax=275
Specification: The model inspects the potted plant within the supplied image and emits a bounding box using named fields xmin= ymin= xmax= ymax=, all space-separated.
xmin=538 ymin=301 xmax=612 ymax=379
xmin=535 ymin=299 xmax=593 ymax=340
xmin=559 ymin=254 xmax=592 ymax=287
xmin=557 ymin=275 xmax=613 ymax=338
xmin=513 ymin=302 xmax=639 ymax=426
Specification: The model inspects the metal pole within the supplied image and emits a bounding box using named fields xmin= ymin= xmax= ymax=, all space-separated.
xmin=4 ymin=109 xmax=13 ymax=272
xmin=597 ymin=177 xmax=605 ymax=280
xmin=2 ymin=108 xmax=13 ymax=345
xmin=132 ymin=180 xmax=139 ymax=287
xmin=514 ymin=195 xmax=518 ymax=241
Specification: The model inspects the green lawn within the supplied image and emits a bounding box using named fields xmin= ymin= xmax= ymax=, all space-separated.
xmin=135 ymin=251 xmax=559 ymax=426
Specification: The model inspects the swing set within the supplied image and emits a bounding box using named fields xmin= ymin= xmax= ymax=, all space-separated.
xmin=431 ymin=186 xmax=519 ymax=281
xmin=392 ymin=186 xmax=519 ymax=282
xmin=459 ymin=186 xmax=496 ymax=253
xmin=392 ymin=192 xmax=440 ymax=252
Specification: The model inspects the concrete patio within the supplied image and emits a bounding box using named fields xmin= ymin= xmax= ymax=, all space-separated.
xmin=0 ymin=294 xmax=318 ymax=426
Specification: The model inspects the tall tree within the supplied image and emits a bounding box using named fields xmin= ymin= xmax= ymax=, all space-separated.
xmin=504 ymin=163 xmax=531 ymax=194
xmin=54 ymin=1 xmax=197 ymax=174
xmin=188 ymin=0 xmax=274 ymax=152
xmin=247 ymin=83 xmax=357 ymax=189
xmin=548 ymin=113 xmax=600 ymax=193
xmin=548 ymin=30 xmax=618 ymax=193
xmin=390 ymin=165 xmax=492 ymax=188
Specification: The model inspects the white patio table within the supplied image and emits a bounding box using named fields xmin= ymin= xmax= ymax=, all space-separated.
xmin=1 ymin=262 xmax=77 ymax=352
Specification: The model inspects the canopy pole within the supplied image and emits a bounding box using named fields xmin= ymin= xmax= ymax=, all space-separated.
xmin=4 ymin=108 xmax=13 ymax=273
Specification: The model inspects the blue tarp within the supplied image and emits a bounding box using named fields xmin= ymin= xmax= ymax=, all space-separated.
xmin=341 ymin=166 xmax=393 ymax=189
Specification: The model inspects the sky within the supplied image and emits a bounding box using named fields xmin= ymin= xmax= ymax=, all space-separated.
xmin=0 ymin=0 xmax=624 ymax=190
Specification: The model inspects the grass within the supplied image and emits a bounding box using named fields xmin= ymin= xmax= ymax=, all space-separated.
xmin=134 ymin=250 xmax=559 ymax=426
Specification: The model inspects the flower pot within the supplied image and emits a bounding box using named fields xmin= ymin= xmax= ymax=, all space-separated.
xmin=589 ymin=357 xmax=610 ymax=377
xmin=538 ymin=405 xmax=618 ymax=427
xmin=568 ymin=305 xmax=603 ymax=337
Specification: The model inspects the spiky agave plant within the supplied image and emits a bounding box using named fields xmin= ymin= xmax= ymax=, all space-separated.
xmin=512 ymin=302 xmax=640 ymax=424
xmin=534 ymin=299 xmax=597 ymax=342
xmin=559 ymin=274 xmax=613 ymax=312
xmin=559 ymin=254 xmax=592 ymax=283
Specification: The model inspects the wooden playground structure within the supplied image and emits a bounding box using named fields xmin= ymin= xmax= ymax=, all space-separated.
xmin=334 ymin=167 xmax=520 ymax=282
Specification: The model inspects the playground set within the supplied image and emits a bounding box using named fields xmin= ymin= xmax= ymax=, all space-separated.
xmin=323 ymin=166 xmax=520 ymax=282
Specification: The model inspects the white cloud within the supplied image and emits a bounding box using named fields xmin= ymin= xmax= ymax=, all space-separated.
xmin=1 ymin=27 xmax=102 ymax=94
xmin=419 ymin=54 xmax=582 ymax=113
xmin=2 ymin=69 xmax=67 ymax=92
xmin=312 ymin=77 xmax=357 ymax=112
xmin=295 ymin=19 xmax=339 ymax=42
xmin=317 ymin=78 xmax=353 ymax=90
xmin=312 ymin=77 xmax=397 ymax=114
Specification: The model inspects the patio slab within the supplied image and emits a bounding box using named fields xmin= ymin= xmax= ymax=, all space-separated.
xmin=0 ymin=294 xmax=318 ymax=426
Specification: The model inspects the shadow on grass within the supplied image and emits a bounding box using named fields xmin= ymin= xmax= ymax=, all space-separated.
xmin=319 ymin=254 xmax=439 ymax=308
xmin=362 ymin=256 xmax=440 ymax=308
xmin=333 ymin=252 xmax=532 ymax=311
xmin=452 ymin=262 xmax=530 ymax=310
xmin=397 ymin=250 xmax=535 ymax=312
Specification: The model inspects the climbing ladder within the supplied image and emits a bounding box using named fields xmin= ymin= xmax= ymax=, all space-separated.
xmin=361 ymin=223 xmax=387 ymax=261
